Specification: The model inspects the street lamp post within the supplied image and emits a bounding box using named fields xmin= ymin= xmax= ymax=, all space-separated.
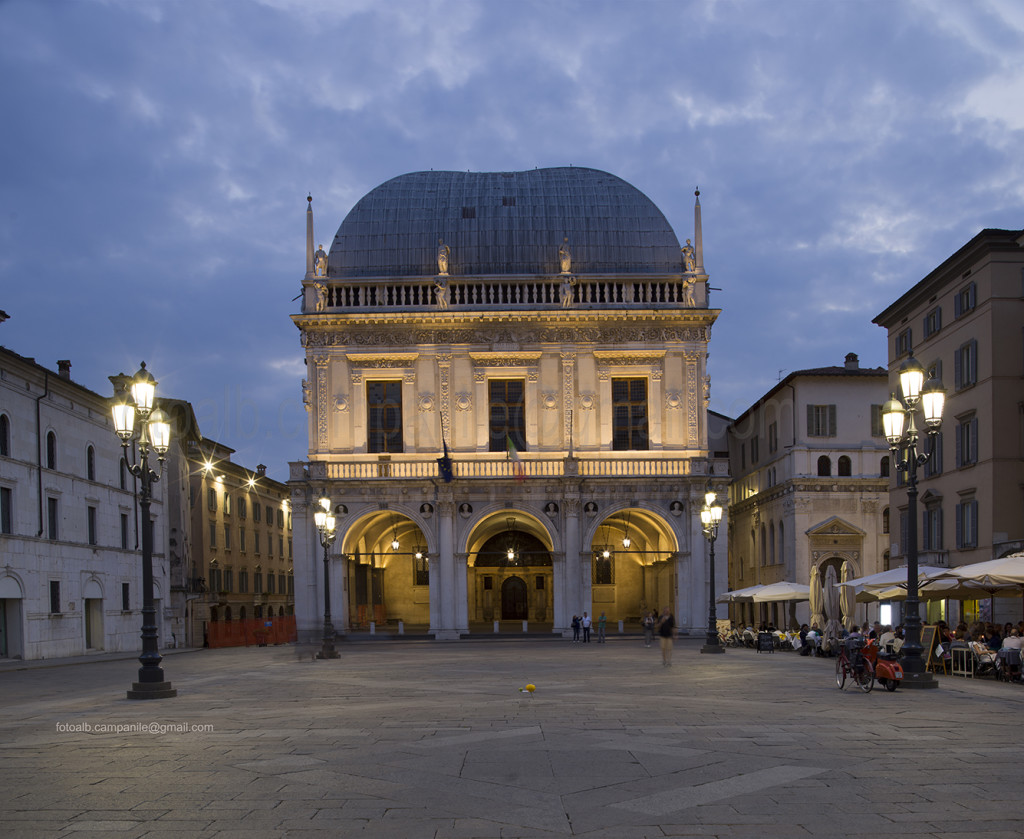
xmin=111 ymin=362 xmax=177 ymax=699
xmin=313 ymin=495 xmax=339 ymax=659
xmin=882 ymin=352 xmax=945 ymax=690
xmin=700 ymin=482 xmax=724 ymax=655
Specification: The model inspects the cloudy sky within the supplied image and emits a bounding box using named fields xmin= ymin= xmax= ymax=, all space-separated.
xmin=2 ymin=0 xmax=1023 ymax=481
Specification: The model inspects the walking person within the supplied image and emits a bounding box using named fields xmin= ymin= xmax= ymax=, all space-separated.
xmin=597 ymin=612 xmax=607 ymax=643
xmin=581 ymin=611 xmax=592 ymax=643
xmin=642 ymin=611 xmax=655 ymax=647
xmin=657 ymin=608 xmax=675 ymax=666
xmin=571 ymin=614 xmax=581 ymax=643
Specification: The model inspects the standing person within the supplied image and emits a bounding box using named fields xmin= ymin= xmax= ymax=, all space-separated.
xmin=657 ymin=608 xmax=675 ymax=666
xmin=597 ymin=612 xmax=607 ymax=643
xmin=571 ymin=615 xmax=581 ymax=643
xmin=581 ymin=611 xmax=592 ymax=643
xmin=642 ymin=611 xmax=655 ymax=647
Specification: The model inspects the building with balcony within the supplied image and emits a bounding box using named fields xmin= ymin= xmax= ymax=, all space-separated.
xmin=725 ymin=353 xmax=891 ymax=629
xmin=873 ymin=227 xmax=1024 ymax=625
xmin=188 ymin=438 xmax=294 ymax=647
xmin=0 ymin=349 xmax=172 ymax=659
xmin=289 ymin=167 xmax=728 ymax=641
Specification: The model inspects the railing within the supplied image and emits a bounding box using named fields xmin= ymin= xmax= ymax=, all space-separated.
xmin=312 ymin=275 xmax=698 ymax=312
xmin=323 ymin=455 xmax=699 ymax=481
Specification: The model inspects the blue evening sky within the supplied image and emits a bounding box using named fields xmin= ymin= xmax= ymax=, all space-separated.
xmin=2 ymin=0 xmax=1022 ymax=480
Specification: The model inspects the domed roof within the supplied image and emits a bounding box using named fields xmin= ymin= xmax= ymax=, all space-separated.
xmin=327 ymin=167 xmax=683 ymax=278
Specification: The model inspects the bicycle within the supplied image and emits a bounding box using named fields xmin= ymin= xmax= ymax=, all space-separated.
xmin=835 ymin=636 xmax=874 ymax=692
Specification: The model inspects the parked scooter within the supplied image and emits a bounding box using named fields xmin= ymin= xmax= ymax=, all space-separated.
xmin=862 ymin=638 xmax=903 ymax=691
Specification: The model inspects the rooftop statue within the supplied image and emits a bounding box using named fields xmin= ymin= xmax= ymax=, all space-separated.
xmin=681 ymin=239 xmax=696 ymax=273
xmin=559 ymin=238 xmax=572 ymax=274
xmin=434 ymin=276 xmax=449 ymax=310
xmin=560 ymin=274 xmax=576 ymax=309
xmin=314 ymin=244 xmax=328 ymax=277
xmin=437 ymin=239 xmax=450 ymax=276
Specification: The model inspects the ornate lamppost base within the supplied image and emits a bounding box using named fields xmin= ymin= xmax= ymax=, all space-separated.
xmin=127 ymin=681 xmax=178 ymax=700
xmin=899 ymin=671 xmax=939 ymax=690
xmin=700 ymin=644 xmax=725 ymax=655
xmin=316 ymin=646 xmax=339 ymax=660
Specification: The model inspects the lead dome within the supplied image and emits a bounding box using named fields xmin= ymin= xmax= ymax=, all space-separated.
xmin=326 ymin=167 xmax=684 ymax=278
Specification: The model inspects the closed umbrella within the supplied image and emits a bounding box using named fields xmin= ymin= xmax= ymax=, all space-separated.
xmin=840 ymin=561 xmax=856 ymax=631
xmin=809 ymin=565 xmax=824 ymax=629
xmin=823 ymin=565 xmax=842 ymax=653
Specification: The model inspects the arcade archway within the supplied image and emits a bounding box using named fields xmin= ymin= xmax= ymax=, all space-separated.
xmin=466 ymin=513 xmax=553 ymax=624
xmin=340 ymin=509 xmax=430 ymax=630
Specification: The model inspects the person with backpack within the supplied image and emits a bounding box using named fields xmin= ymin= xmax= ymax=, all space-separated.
xmin=642 ymin=612 xmax=655 ymax=647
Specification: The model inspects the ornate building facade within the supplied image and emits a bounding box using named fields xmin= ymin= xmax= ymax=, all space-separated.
xmin=289 ymin=168 xmax=727 ymax=640
xmin=726 ymin=354 xmax=891 ymax=629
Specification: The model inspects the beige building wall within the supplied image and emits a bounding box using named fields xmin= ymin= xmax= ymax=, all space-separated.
xmin=874 ymin=227 xmax=1024 ymax=622
xmin=726 ymin=355 xmax=890 ymax=629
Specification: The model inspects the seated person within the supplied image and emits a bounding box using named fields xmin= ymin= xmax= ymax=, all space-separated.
xmin=1001 ymin=629 xmax=1023 ymax=650
xmin=878 ymin=625 xmax=896 ymax=652
xmin=969 ymin=639 xmax=996 ymax=665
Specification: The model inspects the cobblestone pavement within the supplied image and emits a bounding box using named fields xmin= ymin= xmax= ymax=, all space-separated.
xmin=1 ymin=637 xmax=1022 ymax=838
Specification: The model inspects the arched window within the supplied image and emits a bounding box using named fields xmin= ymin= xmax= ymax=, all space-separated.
xmin=769 ymin=522 xmax=776 ymax=565
xmin=817 ymin=455 xmax=831 ymax=477
xmin=751 ymin=528 xmax=757 ymax=566
xmin=86 ymin=445 xmax=96 ymax=481
xmin=838 ymin=456 xmax=851 ymax=477
xmin=0 ymin=414 xmax=9 ymax=457
xmin=880 ymin=456 xmax=890 ymax=478
xmin=46 ymin=431 xmax=57 ymax=470
xmin=239 ymin=606 xmax=247 ymax=621
xmin=778 ymin=522 xmax=785 ymax=566
xmin=760 ymin=525 xmax=767 ymax=567
xmin=882 ymin=507 xmax=890 ymax=534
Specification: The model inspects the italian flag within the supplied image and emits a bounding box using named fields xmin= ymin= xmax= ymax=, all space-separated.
xmin=506 ymin=435 xmax=525 ymax=482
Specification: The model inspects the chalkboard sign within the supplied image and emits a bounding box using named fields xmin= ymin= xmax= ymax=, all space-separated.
xmin=757 ymin=632 xmax=775 ymax=653
xmin=920 ymin=625 xmax=938 ymax=668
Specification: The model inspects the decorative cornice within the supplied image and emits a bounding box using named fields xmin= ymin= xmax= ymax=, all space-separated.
xmin=301 ymin=322 xmax=711 ymax=348
xmin=345 ymin=353 xmax=419 ymax=368
xmin=593 ymin=350 xmax=666 ymax=364
xmin=469 ymin=352 xmax=543 ymax=367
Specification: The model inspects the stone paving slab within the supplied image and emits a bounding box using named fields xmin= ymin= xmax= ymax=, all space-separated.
xmin=0 ymin=639 xmax=1022 ymax=838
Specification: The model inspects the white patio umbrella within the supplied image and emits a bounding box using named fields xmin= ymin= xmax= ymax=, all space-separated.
xmin=715 ymin=584 xmax=762 ymax=603
xmin=938 ymin=554 xmax=1024 ymax=587
xmin=929 ymin=554 xmax=1024 ymax=618
xmin=839 ymin=565 xmax=950 ymax=603
xmin=839 ymin=561 xmax=856 ymax=631
xmin=809 ymin=565 xmax=824 ymax=629
xmin=750 ymin=581 xmax=812 ymax=602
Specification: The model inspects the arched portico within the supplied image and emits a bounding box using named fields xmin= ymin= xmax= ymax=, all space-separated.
xmin=339 ymin=508 xmax=433 ymax=631
xmin=584 ymin=506 xmax=681 ymax=627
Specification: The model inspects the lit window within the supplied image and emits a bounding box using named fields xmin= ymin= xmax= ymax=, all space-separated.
xmin=611 ymin=378 xmax=649 ymax=451
xmin=489 ymin=379 xmax=526 ymax=453
xmin=367 ymin=381 xmax=403 ymax=453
